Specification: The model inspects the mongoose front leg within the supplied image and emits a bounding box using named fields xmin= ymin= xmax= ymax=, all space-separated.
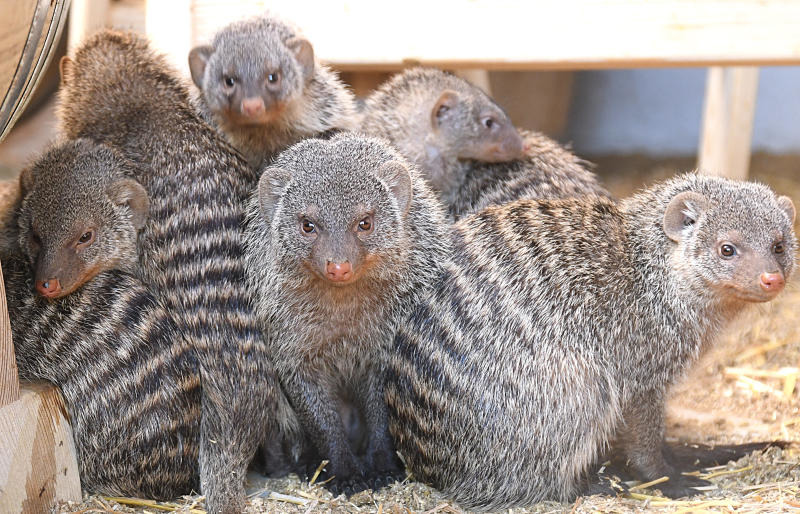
xmin=619 ymin=390 xmax=711 ymax=498
xmin=358 ymin=369 xmax=404 ymax=487
xmin=284 ymin=373 xmax=367 ymax=494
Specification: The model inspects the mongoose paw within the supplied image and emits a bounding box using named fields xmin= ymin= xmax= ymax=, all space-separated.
xmin=654 ymin=474 xmax=713 ymax=499
xmin=363 ymin=468 xmax=405 ymax=491
xmin=327 ymin=476 xmax=371 ymax=497
xmin=664 ymin=441 xmax=786 ymax=469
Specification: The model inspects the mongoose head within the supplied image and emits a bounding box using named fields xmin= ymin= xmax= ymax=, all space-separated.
xmin=18 ymin=139 xmax=149 ymax=300
xmin=662 ymin=178 xmax=796 ymax=303
xmin=429 ymin=85 xmax=523 ymax=163
xmin=189 ymin=17 xmax=314 ymax=127
xmin=256 ymin=134 xmax=413 ymax=287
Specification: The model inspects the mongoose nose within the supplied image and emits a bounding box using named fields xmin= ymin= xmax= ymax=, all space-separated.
xmin=325 ymin=261 xmax=353 ymax=282
xmin=36 ymin=278 xmax=62 ymax=298
xmin=241 ymin=97 xmax=266 ymax=117
xmin=759 ymin=271 xmax=785 ymax=293
xmin=502 ymin=131 xmax=524 ymax=159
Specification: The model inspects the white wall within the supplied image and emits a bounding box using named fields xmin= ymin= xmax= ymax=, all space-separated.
xmin=565 ymin=67 xmax=800 ymax=156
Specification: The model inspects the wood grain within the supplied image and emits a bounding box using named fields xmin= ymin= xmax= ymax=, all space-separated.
xmin=0 ymin=382 xmax=81 ymax=513
xmin=0 ymin=258 xmax=19 ymax=408
xmin=0 ymin=1 xmax=39 ymax=101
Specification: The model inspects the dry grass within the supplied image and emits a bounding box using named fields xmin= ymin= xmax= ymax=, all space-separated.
xmin=56 ymin=154 xmax=800 ymax=513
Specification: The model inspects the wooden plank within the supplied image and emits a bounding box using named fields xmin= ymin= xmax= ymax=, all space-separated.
xmin=0 ymin=1 xmax=38 ymax=102
xmin=454 ymin=70 xmax=492 ymax=96
xmin=698 ymin=67 xmax=759 ymax=180
xmin=0 ymin=382 xmax=81 ymax=512
xmin=68 ymin=0 xmax=110 ymax=53
xmin=0 ymin=259 xmax=19 ymax=408
xmin=177 ymin=0 xmax=800 ymax=72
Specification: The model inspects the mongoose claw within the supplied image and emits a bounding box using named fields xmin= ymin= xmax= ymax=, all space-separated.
xmin=654 ymin=474 xmax=713 ymax=499
xmin=327 ymin=477 xmax=371 ymax=497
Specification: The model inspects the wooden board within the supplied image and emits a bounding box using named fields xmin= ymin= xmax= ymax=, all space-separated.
xmin=0 ymin=259 xmax=19 ymax=408
xmin=146 ymin=0 xmax=800 ymax=75
xmin=0 ymin=1 xmax=39 ymax=103
xmin=0 ymin=382 xmax=81 ymax=513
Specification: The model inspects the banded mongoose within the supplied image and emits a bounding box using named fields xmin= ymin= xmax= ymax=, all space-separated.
xmin=244 ymin=133 xmax=451 ymax=494
xmin=447 ymin=129 xmax=611 ymax=220
xmin=16 ymin=139 xmax=148 ymax=299
xmin=4 ymin=140 xmax=200 ymax=498
xmin=189 ymin=14 xmax=358 ymax=169
xmin=58 ymin=31 xmax=279 ymax=513
xmin=385 ymin=173 xmax=796 ymax=510
xmin=360 ymin=67 xmax=523 ymax=198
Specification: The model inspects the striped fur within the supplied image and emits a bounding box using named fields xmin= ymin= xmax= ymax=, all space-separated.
xmin=386 ymin=174 xmax=796 ymax=510
xmin=57 ymin=31 xmax=279 ymax=512
xmin=447 ymin=129 xmax=611 ymax=220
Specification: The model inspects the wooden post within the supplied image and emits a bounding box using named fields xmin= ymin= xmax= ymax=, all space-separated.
xmin=697 ymin=67 xmax=759 ymax=180
xmin=455 ymin=69 xmax=492 ymax=96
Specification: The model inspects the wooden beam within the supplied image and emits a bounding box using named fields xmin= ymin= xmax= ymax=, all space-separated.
xmin=0 ymin=382 xmax=81 ymax=512
xmin=698 ymin=67 xmax=759 ymax=180
xmin=175 ymin=0 xmax=800 ymax=72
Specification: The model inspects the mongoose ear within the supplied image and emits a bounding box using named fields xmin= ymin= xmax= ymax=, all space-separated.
xmin=107 ymin=178 xmax=150 ymax=229
xmin=286 ymin=37 xmax=315 ymax=81
xmin=777 ymin=195 xmax=796 ymax=226
xmin=430 ymin=90 xmax=460 ymax=130
xmin=663 ymin=191 xmax=710 ymax=242
xmin=59 ymin=56 xmax=72 ymax=85
xmin=257 ymin=166 xmax=292 ymax=222
xmin=188 ymin=45 xmax=214 ymax=88
xmin=377 ymin=161 xmax=412 ymax=216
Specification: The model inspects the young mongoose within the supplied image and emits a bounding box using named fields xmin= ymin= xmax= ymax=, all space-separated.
xmin=244 ymin=133 xmax=451 ymax=494
xmin=5 ymin=141 xmax=199 ymax=498
xmin=189 ymin=15 xmax=358 ymax=169
xmin=447 ymin=129 xmax=610 ymax=220
xmin=360 ymin=67 xmax=523 ymax=198
xmin=58 ymin=30 xmax=279 ymax=513
xmin=385 ymin=173 xmax=796 ymax=510
xmin=16 ymin=139 xmax=148 ymax=299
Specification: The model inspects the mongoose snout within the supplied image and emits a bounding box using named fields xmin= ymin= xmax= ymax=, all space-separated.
xmin=241 ymin=96 xmax=267 ymax=118
xmin=35 ymin=278 xmax=61 ymax=297
xmin=759 ymin=271 xmax=785 ymax=293
xmin=325 ymin=260 xmax=353 ymax=282
xmin=471 ymin=119 xmax=524 ymax=163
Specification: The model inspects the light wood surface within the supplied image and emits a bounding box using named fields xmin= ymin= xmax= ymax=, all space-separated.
xmin=0 ymin=1 xmax=38 ymax=101
xmin=698 ymin=67 xmax=759 ymax=181
xmin=68 ymin=0 xmax=110 ymax=52
xmin=0 ymin=382 xmax=81 ymax=513
xmin=0 ymin=259 xmax=19 ymax=408
xmin=172 ymin=0 xmax=800 ymax=72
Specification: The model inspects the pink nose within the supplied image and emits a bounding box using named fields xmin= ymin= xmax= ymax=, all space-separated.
xmin=325 ymin=261 xmax=353 ymax=282
xmin=241 ymin=97 xmax=265 ymax=117
xmin=759 ymin=272 xmax=785 ymax=293
xmin=36 ymin=278 xmax=62 ymax=298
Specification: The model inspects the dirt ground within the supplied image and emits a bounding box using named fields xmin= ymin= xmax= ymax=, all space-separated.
xmin=48 ymin=155 xmax=800 ymax=513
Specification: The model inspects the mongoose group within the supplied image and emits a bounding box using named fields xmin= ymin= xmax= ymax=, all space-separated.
xmin=2 ymin=11 xmax=795 ymax=514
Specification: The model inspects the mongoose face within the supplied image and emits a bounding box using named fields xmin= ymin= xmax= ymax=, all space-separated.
xmin=430 ymin=87 xmax=523 ymax=162
xmin=189 ymin=18 xmax=314 ymax=127
xmin=663 ymin=186 xmax=796 ymax=303
xmin=18 ymin=140 xmax=148 ymax=299
xmin=257 ymin=137 xmax=411 ymax=287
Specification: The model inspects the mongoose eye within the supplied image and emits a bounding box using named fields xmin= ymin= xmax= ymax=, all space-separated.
xmin=483 ymin=117 xmax=495 ymax=129
xmin=774 ymin=241 xmax=785 ymax=254
xmin=719 ymin=243 xmax=736 ymax=258
xmin=77 ymin=230 xmax=94 ymax=247
xmin=223 ymin=75 xmax=236 ymax=88
xmin=267 ymin=72 xmax=280 ymax=85
xmin=357 ymin=216 xmax=373 ymax=233
xmin=300 ymin=218 xmax=316 ymax=234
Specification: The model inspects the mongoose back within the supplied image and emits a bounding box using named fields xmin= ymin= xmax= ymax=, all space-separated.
xmin=189 ymin=15 xmax=358 ymax=169
xmin=58 ymin=31 xmax=278 ymax=512
xmin=447 ymin=129 xmax=611 ymax=220
xmin=360 ymin=67 xmax=523 ymax=197
xmin=5 ymin=140 xmax=199 ymax=498
xmin=244 ymin=133 xmax=451 ymax=493
xmin=385 ymin=174 xmax=796 ymax=510
xmin=16 ymin=139 xmax=148 ymax=299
